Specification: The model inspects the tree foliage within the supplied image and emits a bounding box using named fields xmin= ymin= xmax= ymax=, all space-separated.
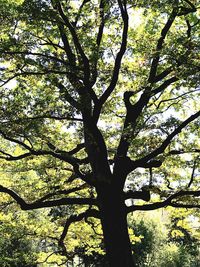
xmin=0 ymin=0 xmax=200 ymax=266
xmin=129 ymin=210 xmax=200 ymax=267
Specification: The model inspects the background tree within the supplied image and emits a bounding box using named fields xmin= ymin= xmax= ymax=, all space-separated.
xmin=129 ymin=210 xmax=200 ymax=267
xmin=0 ymin=206 xmax=38 ymax=267
xmin=0 ymin=0 xmax=200 ymax=266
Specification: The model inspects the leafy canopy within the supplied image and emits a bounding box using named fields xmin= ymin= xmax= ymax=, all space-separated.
xmin=0 ymin=0 xmax=200 ymax=264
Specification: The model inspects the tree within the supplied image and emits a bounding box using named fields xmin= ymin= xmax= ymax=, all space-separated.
xmin=0 ymin=209 xmax=38 ymax=267
xmin=129 ymin=210 xmax=200 ymax=266
xmin=0 ymin=0 xmax=200 ymax=266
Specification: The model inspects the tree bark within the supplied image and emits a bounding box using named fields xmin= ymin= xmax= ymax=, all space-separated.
xmin=97 ymin=185 xmax=136 ymax=267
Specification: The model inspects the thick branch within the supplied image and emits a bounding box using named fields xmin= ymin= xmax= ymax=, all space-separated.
xmin=54 ymin=2 xmax=99 ymax=104
xmin=1 ymin=115 xmax=83 ymax=123
xmin=59 ymin=209 xmax=100 ymax=254
xmin=127 ymin=190 xmax=200 ymax=213
xmin=68 ymin=143 xmax=85 ymax=155
xmin=132 ymin=110 xmax=200 ymax=168
xmin=188 ymin=159 xmax=197 ymax=188
xmin=177 ymin=0 xmax=196 ymax=16
xmin=58 ymin=24 xmax=76 ymax=66
xmin=54 ymin=80 xmax=81 ymax=110
xmin=124 ymin=189 xmax=150 ymax=202
xmin=148 ymin=9 xmax=177 ymax=83
xmin=114 ymin=88 xmax=151 ymax=160
xmin=152 ymin=76 xmax=178 ymax=95
xmin=93 ymin=0 xmax=129 ymax=122
xmin=55 ymin=1 xmax=90 ymax=84
xmin=36 ymin=183 xmax=89 ymax=203
xmin=0 ymin=185 xmax=97 ymax=210
xmin=153 ymin=66 xmax=173 ymax=83
xmin=132 ymin=159 xmax=162 ymax=169
xmin=170 ymin=203 xmax=200 ymax=208
xmin=91 ymin=0 xmax=106 ymax=86
xmin=0 ymin=137 xmax=80 ymax=166
xmin=0 ymin=152 xmax=32 ymax=161
xmin=96 ymin=0 xmax=106 ymax=48
xmin=168 ymin=149 xmax=200 ymax=155
xmin=0 ymin=130 xmax=89 ymax=181
xmin=0 ymin=130 xmax=32 ymax=151
xmin=148 ymin=0 xmax=196 ymax=83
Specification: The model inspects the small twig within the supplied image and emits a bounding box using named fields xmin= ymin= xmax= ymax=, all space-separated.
xmin=187 ymin=158 xmax=198 ymax=188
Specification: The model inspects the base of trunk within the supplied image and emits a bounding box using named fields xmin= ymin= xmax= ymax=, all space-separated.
xmin=98 ymin=187 xmax=136 ymax=267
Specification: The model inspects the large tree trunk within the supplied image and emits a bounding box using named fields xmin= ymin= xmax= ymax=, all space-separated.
xmin=97 ymin=186 xmax=136 ymax=267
